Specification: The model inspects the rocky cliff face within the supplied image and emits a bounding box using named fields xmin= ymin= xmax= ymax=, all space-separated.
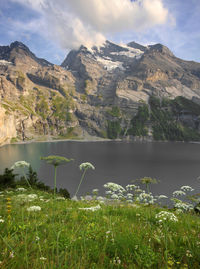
xmin=1 ymin=40 xmax=200 ymax=146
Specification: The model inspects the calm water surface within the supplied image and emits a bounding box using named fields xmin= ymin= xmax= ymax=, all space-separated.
xmin=0 ymin=141 xmax=200 ymax=197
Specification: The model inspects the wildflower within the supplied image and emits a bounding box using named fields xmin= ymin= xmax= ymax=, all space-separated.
xmin=74 ymin=162 xmax=95 ymax=197
xmin=180 ymin=186 xmax=194 ymax=192
xmin=27 ymin=194 xmax=38 ymax=200
xmin=56 ymin=197 xmax=65 ymax=200
xmin=126 ymin=184 xmax=137 ymax=190
xmin=104 ymin=182 xmax=125 ymax=192
xmin=11 ymin=160 xmax=31 ymax=188
xmin=40 ymin=257 xmax=47 ymax=261
xmin=78 ymin=205 xmax=101 ymax=212
xmin=41 ymin=155 xmax=73 ymax=198
xmin=9 ymin=251 xmax=14 ymax=258
xmin=172 ymin=190 xmax=186 ymax=197
xmin=105 ymin=190 xmax=112 ymax=195
xmin=158 ymin=195 xmax=168 ymax=199
xmin=27 ymin=206 xmax=41 ymax=212
xmin=175 ymin=209 xmax=183 ymax=214
xmin=16 ymin=187 xmax=27 ymax=192
xmin=11 ymin=161 xmax=30 ymax=169
xmin=186 ymin=250 xmax=193 ymax=258
xmin=0 ymin=219 xmax=5 ymax=223
xmin=136 ymin=192 xmax=156 ymax=205
xmin=111 ymin=194 xmax=119 ymax=200
xmin=113 ymin=257 xmax=121 ymax=265
xmin=92 ymin=189 xmax=99 ymax=195
xmin=174 ymin=202 xmax=193 ymax=212
xmin=79 ymin=162 xmax=95 ymax=171
xmin=155 ymin=211 xmax=178 ymax=223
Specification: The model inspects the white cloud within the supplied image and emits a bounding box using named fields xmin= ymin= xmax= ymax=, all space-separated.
xmin=10 ymin=0 xmax=170 ymax=50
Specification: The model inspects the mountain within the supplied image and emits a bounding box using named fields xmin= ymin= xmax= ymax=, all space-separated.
xmin=1 ymin=40 xmax=200 ymax=146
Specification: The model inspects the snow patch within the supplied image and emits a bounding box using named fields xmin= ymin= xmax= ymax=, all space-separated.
xmin=111 ymin=45 xmax=144 ymax=59
xmin=95 ymin=56 xmax=125 ymax=71
xmin=0 ymin=60 xmax=12 ymax=65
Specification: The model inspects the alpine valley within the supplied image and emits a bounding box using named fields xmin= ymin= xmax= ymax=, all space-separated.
xmin=1 ymin=40 xmax=200 ymax=146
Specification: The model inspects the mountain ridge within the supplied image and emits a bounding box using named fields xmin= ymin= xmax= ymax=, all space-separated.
xmin=0 ymin=39 xmax=200 ymax=146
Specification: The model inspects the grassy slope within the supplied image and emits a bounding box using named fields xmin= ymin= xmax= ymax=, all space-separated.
xmin=0 ymin=189 xmax=200 ymax=269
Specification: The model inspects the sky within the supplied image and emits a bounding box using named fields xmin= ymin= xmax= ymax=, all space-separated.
xmin=0 ymin=0 xmax=200 ymax=64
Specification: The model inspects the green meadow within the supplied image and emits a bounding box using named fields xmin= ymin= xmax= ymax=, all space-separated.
xmin=0 ymin=158 xmax=200 ymax=268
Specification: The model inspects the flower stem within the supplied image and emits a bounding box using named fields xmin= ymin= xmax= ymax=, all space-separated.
xmin=23 ymin=171 xmax=32 ymax=189
xmin=54 ymin=166 xmax=57 ymax=198
xmin=74 ymin=169 xmax=87 ymax=197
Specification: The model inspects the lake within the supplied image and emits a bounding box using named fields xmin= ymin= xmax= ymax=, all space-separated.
xmin=0 ymin=141 xmax=200 ymax=198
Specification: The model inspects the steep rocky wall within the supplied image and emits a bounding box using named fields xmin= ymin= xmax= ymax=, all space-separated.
xmin=0 ymin=106 xmax=17 ymax=146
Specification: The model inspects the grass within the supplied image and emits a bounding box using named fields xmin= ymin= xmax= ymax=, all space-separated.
xmin=0 ymin=188 xmax=200 ymax=269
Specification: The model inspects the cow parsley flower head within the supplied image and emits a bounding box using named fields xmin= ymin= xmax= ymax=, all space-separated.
xmin=111 ymin=193 xmax=119 ymax=200
xmin=79 ymin=205 xmax=101 ymax=212
xmin=79 ymin=162 xmax=95 ymax=171
xmin=104 ymin=182 xmax=125 ymax=192
xmin=11 ymin=161 xmax=30 ymax=170
xmin=126 ymin=184 xmax=138 ymax=191
xmin=172 ymin=190 xmax=186 ymax=197
xmin=40 ymin=257 xmax=47 ymax=261
xmin=158 ymin=195 xmax=168 ymax=199
xmin=180 ymin=186 xmax=194 ymax=192
xmin=155 ymin=211 xmax=178 ymax=223
xmin=0 ymin=218 xmax=5 ymax=223
xmin=136 ymin=192 xmax=156 ymax=205
xmin=27 ymin=206 xmax=41 ymax=212
xmin=27 ymin=194 xmax=38 ymax=200
xmin=16 ymin=187 xmax=27 ymax=192
xmin=174 ymin=202 xmax=193 ymax=212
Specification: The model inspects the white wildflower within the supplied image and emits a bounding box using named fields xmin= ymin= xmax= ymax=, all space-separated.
xmin=79 ymin=162 xmax=95 ymax=171
xmin=105 ymin=190 xmax=112 ymax=195
xmin=172 ymin=190 xmax=186 ymax=197
xmin=16 ymin=187 xmax=27 ymax=192
xmin=180 ymin=186 xmax=194 ymax=192
xmin=113 ymin=257 xmax=121 ymax=265
xmin=158 ymin=195 xmax=168 ymax=199
xmin=126 ymin=184 xmax=138 ymax=190
xmin=40 ymin=257 xmax=47 ymax=261
xmin=0 ymin=219 xmax=5 ymax=223
xmin=79 ymin=205 xmax=101 ymax=212
xmin=155 ymin=211 xmax=178 ymax=223
xmin=9 ymin=251 xmax=14 ymax=258
xmin=11 ymin=161 xmax=30 ymax=170
xmin=27 ymin=194 xmax=38 ymax=201
xmin=92 ymin=189 xmax=99 ymax=194
xmin=27 ymin=206 xmax=41 ymax=212
xmin=111 ymin=194 xmax=119 ymax=200
xmin=104 ymin=182 xmax=125 ymax=192
xmin=175 ymin=209 xmax=183 ymax=214
xmin=56 ymin=197 xmax=65 ymax=200
xmin=174 ymin=202 xmax=193 ymax=212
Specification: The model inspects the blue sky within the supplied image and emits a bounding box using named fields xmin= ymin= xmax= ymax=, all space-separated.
xmin=0 ymin=0 xmax=200 ymax=64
